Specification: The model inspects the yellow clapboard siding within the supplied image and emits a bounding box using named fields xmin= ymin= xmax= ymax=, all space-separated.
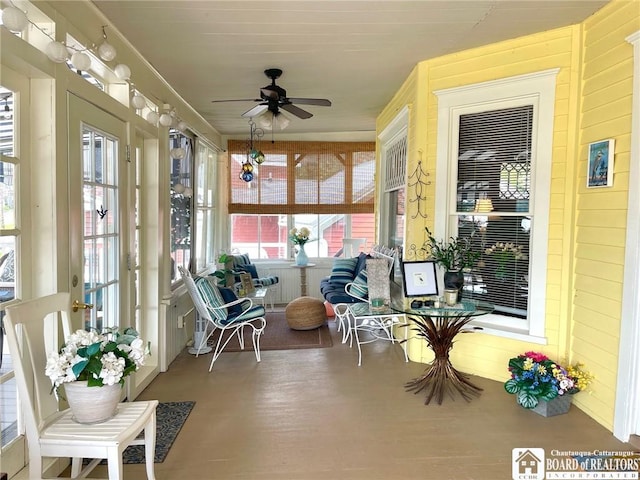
xmin=583 ymin=78 xmax=633 ymax=111
xmin=575 ymin=243 xmax=625 ymax=263
xmin=577 ymin=191 xmax=629 ymax=209
xmin=575 ymin=274 xmax=623 ymax=301
xmin=572 ymin=310 xmax=622 ymax=344
xmin=576 ymin=210 xmax=628 ymax=228
xmin=582 ymin=97 xmax=632 ymax=129
xmin=575 ymin=226 xmax=626 ymax=247
xmin=583 ymin=64 xmax=633 ymax=97
xmin=575 ymin=259 xmax=625 ymax=282
xmin=574 ymin=290 xmax=622 ymax=318
xmin=549 ymin=209 xmax=565 ymax=225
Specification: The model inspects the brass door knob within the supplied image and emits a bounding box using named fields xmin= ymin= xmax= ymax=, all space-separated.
xmin=72 ymin=300 xmax=94 ymax=312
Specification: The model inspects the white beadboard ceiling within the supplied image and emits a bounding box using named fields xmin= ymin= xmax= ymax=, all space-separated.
xmin=90 ymin=0 xmax=609 ymax=137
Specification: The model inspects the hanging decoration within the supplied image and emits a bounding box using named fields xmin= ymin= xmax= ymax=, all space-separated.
xmin=239 ymin=119 xmax=265 ymax=183
xmin=1 ymin=7 xmax=190 ymax=131
xmin=407 ymin=159 xmax=431 ymax=219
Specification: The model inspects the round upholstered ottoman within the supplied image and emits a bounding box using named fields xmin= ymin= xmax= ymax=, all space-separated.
xmin=285 ymin=296 xmax=327 ymax=330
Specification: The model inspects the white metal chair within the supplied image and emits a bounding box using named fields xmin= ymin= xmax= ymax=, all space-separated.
xmin=178 ymin=267 xmax=266 ymax=371
xmin=4 ymin=292 xmax=158 ymax=480
xmin=332 ymin=303 xmax=352 ymax=344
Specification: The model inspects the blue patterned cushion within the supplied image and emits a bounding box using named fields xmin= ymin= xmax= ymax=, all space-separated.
xmin=349 ymin=268 xmax=368 ymax=298
xmin=329 ymin=257 xmax=358 ymax=285
xmin=227 ymin=304 xmax=266 ymax=325
xmin=194 ymin=276 xmax=227 ymax=323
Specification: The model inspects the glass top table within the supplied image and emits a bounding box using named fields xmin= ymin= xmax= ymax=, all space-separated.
xmin=390 ymin=295 xmax=494 ymax=405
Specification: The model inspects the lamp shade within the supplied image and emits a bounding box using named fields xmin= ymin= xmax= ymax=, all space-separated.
xmin=474 ymin=198 xmax=494 ymax=213
xmin=46 ymin=41 xmax=69 ymax=63
xmin=114 ymin=64 xmax=131 ymax=80
xmin=97 ymin=41 xmax=116 ymax=62
xmin=70 ymin=51 xmax=92 ymax=71
xmin=146 ymin=111 xmax=159 ymax=125
xmin=131 ymin=92 xmax=146 ymax=110
xmin=159 ymin=112 xmax=173 ymax=127
xmin=1 ymin=6 xmax=29 ymax=32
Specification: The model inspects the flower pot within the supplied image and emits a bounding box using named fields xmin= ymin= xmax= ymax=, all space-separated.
xmin=444 ymin=270 xmax=464 ymax=301
xmin=529 ymin=395 xmax=572 ymax=417
xmin=295 ymin=244 xmax=308 ymax=266
xmin=64 ymin=380 xmax=122 ymax=424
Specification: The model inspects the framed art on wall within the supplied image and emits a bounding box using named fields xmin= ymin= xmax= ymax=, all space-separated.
xmin=587 ymin=139 xmax=615 ymax=188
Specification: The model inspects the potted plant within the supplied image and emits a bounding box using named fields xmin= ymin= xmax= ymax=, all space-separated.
xmin=504 ymin=351 xmax=593 ymax=416
xmin=45 ymin=327 xmax=149 ymax=423
xmin=422 ymin=227 xmax=480 ymax=295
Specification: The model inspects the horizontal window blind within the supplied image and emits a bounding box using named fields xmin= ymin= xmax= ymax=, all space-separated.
xmin=228 ymin=140 xmax=375 ymax=215
xmin=457 ymin=105 xmax=533 ymax=317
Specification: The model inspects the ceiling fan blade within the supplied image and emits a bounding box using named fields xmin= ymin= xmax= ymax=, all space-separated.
xmin=211 ymin=99 xmax=261 ymax=103
xmin=288 ymin=98 xmax=332 ymax=107
xmin=242 ymin=103 xmax=268 ymax=118
xmin=281 ymin=103 xmax=313 ymax=119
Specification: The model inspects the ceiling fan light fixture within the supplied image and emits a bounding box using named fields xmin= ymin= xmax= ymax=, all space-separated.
xmin=274 ymin=111 xmax=290 ymax=130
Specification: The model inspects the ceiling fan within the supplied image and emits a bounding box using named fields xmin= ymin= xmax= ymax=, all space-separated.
xmin=211 ymin=68 xmax=331 ymax=120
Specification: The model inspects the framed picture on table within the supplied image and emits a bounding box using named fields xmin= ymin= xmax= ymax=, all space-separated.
xmin=239 ymin=272 xmax=255 ymax=295
xmin=587 ymin=139 xmax=614 ymax=188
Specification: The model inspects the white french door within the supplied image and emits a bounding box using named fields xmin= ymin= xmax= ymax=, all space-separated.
xmin=68 ymin=94 xmax=128 ymax=332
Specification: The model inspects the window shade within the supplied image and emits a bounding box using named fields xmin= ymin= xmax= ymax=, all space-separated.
xmin=228 ymin=140 xmax=375 ymax=215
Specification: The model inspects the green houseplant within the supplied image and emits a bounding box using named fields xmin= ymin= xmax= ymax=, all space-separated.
xmin=422 ymin=227 xmax=480 ymax=297
xmin=422 ymin=227 xmax=479 ymax=271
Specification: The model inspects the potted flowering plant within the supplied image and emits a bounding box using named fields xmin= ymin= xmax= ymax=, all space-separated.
xmin=290 ymin=227 xmax=312 ymax=266
xmin=45 ymin=327 xmax=149 ymax=423
xmin=504 ymin=351 xmax=593 ymax=415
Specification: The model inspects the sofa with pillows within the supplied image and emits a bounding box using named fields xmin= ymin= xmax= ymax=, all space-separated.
xmin=319 ymin=252 xmax=370 ymax=304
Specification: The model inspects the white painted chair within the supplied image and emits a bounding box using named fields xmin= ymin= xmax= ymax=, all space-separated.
xmin=178 ymin=267 xmax=266 ymax=371
xmin=4 ymin=292 xmax=158 ymax=480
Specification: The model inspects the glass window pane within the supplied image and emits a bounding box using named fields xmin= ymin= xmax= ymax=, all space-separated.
xmin=0 ymin=90 xmax=15 ymax=157
xmin=0 ymin=237 xmax=16 ymax=304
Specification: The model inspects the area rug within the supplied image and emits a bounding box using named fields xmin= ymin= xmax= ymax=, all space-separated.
xmin=123 ymin=401 xmax=195 ymax=464
xmin=208 ymin=309 xmax=333 ymax=351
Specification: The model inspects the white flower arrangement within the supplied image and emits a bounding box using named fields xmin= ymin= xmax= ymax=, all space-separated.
xmin=45 ymin=327 xmax=149 ymax=392
xmin=289 ymin=227 xmax=311 ymax=246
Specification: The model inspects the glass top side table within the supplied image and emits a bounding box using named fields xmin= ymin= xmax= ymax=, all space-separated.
xmin=391 ymin=296 xmax=494 ymax=405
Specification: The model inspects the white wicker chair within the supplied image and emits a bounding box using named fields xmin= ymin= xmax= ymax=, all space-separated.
xmin=178 ymin=267 xmax=266 ymax=371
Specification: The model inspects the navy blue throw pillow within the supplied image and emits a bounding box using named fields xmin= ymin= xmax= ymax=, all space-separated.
xmin=218 ymin=287 xmax=243 ymax=315
xmin=239 ymin=264 xmax=259 ymax=279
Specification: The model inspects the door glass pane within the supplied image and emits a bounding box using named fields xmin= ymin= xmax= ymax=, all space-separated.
xmin=82 ymin=127 xmax=119 ymax=331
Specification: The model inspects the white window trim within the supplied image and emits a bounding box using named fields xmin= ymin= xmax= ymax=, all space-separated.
xmin=378 ymin=105 xmax=410 ymax=245
xmin=614 ymin=30 xmax=640 ymax=443
xmin=434 ymin=69 xmax=558 ymax=341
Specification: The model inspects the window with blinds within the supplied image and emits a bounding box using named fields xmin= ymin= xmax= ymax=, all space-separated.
xmin=227 ymin=140 xmax=375 ymax=215
xmin=457 ymin=105 xmax=533 ymax=317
